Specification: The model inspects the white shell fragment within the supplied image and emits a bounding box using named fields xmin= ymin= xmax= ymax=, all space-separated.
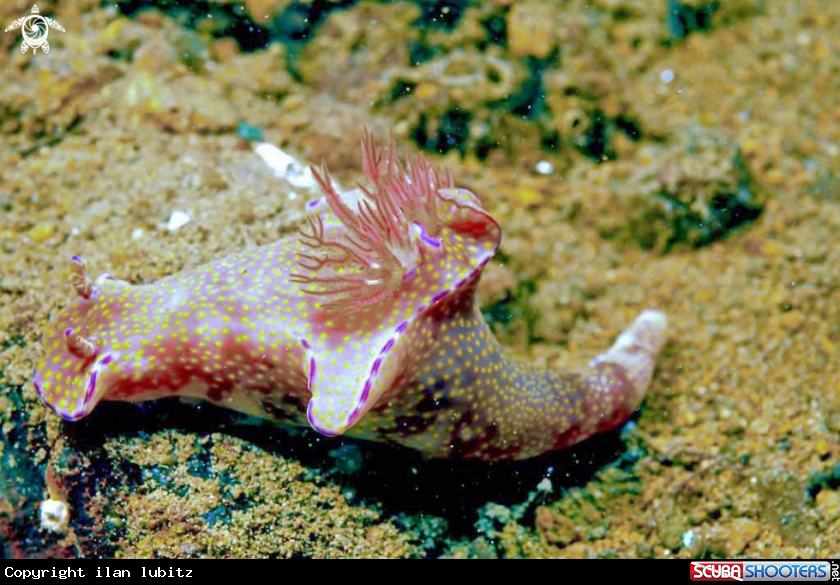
xmin=165 ymin=210 xmax=191 ymax=232
xmin=254 ymin=142 xmax=317 ymax=190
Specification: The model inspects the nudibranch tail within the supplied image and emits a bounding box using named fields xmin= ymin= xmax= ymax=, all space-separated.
xmin=590 ymin=309 xmax=668 ymax=406
xmin=576 ymin=309 xmax=669 ymax=439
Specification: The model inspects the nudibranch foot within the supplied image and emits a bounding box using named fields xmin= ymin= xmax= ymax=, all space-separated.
xmin=576 ymin=309 xmax=669 ymax=443
xmin=591 ymin=309 xmax=668 ymax=400
xmin=34 ymin=134 xmax=668 ymax=461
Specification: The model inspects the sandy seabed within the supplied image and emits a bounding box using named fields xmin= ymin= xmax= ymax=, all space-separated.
xmin=0 ymin=0 xmax=838 ymax=558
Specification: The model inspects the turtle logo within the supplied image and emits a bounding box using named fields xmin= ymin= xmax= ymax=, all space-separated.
xmin=4 ymin=5 xmax=65 ymax=55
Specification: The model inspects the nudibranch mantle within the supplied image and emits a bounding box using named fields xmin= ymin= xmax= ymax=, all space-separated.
xmin=34 ymin=133 xmax=667 ymax=461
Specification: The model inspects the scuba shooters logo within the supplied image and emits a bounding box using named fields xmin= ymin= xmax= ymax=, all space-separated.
xmin=4 ymin=5 xmax=65 ymax=55
xmin=692 ymin=563 xmax=744 ymax=582
xmin=690 ymin=561 xmax=838 ymax=582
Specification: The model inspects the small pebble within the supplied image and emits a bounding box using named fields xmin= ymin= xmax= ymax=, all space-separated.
xmin=40 ymin=499 xmax=69 ymax=532
xmin=27 ymin=223 xmax=55 ymax=244
xmin=535 ymin=160 xmax=554 ymax=175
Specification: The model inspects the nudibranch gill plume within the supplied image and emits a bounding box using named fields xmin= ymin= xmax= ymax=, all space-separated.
xmin=34 ymin=133 xmax=667 ymax=461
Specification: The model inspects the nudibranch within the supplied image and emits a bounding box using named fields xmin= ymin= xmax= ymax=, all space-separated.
xmin=34 ymin=132 xmax=667 ymax=461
